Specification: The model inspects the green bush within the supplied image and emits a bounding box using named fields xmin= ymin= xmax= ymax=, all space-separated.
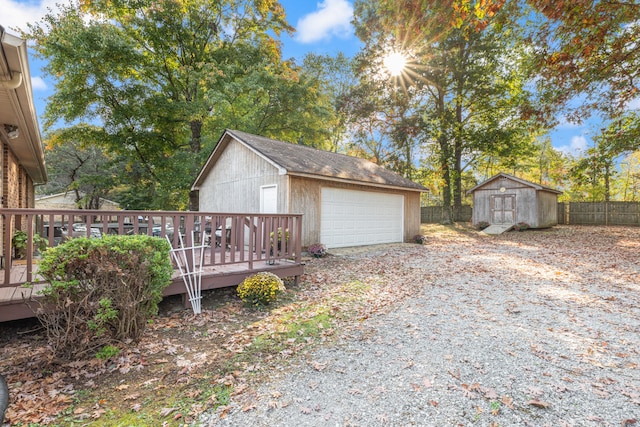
xmin=12 ymin=230 xmax=48 ymax=259
xmin=35 ymin=235 xmax=173 ymax=359
xmin=237 ymin=272 xmax=286 ymax=306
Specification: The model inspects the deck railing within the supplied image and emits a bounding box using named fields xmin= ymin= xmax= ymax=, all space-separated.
xmin=0 ymin=209 xmax=303 ymax=288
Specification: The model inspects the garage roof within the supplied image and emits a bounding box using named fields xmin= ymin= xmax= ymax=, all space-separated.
xmin=193 ymin=129 xmax=428 ymax=192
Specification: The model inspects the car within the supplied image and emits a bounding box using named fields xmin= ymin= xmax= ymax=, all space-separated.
xmin=152 ymin=224 xmax=174 ymax=239
xmin=67 ymin=223 xmax=102 ymax=238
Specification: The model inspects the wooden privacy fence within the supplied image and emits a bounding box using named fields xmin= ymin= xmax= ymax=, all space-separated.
xmin=423 ymin=202 xmax=640 ymax=226
xmin=557 ymin=202 xmax=640 ymax=226
xmin=421 ymin=205 xmax=472 ymax=223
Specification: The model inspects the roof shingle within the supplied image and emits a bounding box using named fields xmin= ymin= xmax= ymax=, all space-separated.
xmin=227 ymin=129 xmax=427 ymax=192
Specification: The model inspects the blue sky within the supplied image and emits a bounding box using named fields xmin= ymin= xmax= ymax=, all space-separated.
xmin=0 ymin=0 xmax=591 ymax=156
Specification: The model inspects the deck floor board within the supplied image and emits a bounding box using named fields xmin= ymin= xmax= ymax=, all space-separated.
xmin=0 ymin=249 xmax=303 ymax=322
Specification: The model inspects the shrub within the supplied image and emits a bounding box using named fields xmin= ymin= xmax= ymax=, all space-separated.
xmin=237 ymin=272 xmax=285 ymax=306
xmin=307 ymin=243 xmax=326 ymax=258
xmin=35 ymin=235 xmax=173 ymax=359
xmin=95 ymin=345 xmax=120 ymax=360
xmin=414 ymin=234 xmax=427 ymax=244
xmin=12 ymin=230 xmax=48 ymax=259
xmin=475 ymin=221 xmax=490 ymax=230
xmin=513 ymin=222 xmax=530 ymax=231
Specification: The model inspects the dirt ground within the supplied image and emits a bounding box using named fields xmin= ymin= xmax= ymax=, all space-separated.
xmin=0 ymin=224 xmax=638 ymax=426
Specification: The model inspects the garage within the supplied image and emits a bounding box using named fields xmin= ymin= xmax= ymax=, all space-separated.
xmin=193 ymin=130 xmax=427 ymax=248
xmin=320 ymin=188 xmax=404 ymax=248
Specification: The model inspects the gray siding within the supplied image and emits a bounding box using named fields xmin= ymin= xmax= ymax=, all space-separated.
xmin=537 ymin=191 xmax=559 ymax=227
xmin=199 ymin=140 xmax=288 ymax=213
xmin=471 ymin=175 xmax=559 ymax=228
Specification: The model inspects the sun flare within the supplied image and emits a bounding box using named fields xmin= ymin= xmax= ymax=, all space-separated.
xmin=383 ymin=51 xmax=407 ymax=77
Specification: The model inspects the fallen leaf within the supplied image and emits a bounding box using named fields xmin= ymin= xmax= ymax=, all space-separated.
xmin=526 ymin=399 xmax=550 ymax=409
xmin=501 ymin=396 xmax=514 ymax=409
xmin=312 ymin=361 xmax=327 ymax=371
xmin=159 ymin=407 xmax=177 ymax=417
xmin=91 ymin=409 xmax=106 ymax=419
xmin=483 ymin=387 xmax=499 ymax=399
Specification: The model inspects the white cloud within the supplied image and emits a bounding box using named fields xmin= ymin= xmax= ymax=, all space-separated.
xmin=30 ymin=76 xmax=47 ymax=90
xmin=0 ymin=0 xmax=60 ymax=33
xmin=296 ymin=0 xmax=354 ymax=43
xmin=558 ymin=135 xmax=588 ymax=156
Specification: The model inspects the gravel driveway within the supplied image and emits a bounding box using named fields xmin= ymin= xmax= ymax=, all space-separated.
xmin=203 ymin=225 xmax=640 ymax=426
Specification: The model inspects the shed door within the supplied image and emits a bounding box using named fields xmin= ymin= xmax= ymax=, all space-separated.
xmin=320 ymin=188 xmax=404 ymax=248
xmin=491 ymin=194 xmax=516 ymax=224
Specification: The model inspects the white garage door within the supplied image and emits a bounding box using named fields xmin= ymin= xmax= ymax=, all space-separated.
xmin=320 ymin=188 xmax=404 ymax=248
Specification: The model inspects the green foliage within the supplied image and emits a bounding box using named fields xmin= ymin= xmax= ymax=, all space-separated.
xmin=237 ymin=272 xmax=286 ymax=306
xmin=25 ymin=1 xmax=337 ymax=210
xmin=353 ymin=0 xmax=537 ymax=220
xmin=12 ymin=230 xmax=48 ymax=259
xmin=39 ymin=126 xmax=122 ymax=208
xmin=95 ymin=344 xmax=120 ymax=360
xmin=36 ymin=235 xmax=173 ymax=359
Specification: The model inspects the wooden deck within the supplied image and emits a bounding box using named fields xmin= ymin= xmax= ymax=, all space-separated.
xmin=0 ymin=257 xmax=303 ymax=322
xmin=0 ymin=209 xmax=304 ymax=322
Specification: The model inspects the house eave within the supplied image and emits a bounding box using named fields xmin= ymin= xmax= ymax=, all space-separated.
xmin=0 ymin=27 xmax=47 ymax=184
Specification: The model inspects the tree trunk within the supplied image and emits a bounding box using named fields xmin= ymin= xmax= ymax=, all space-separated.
xmin=437 ymin=90 xmax=453 ymax=223
xmin=188 ymin=119 xmax=203 ymax=210
xmin=190 ymin=119 xmax=202 ymax=154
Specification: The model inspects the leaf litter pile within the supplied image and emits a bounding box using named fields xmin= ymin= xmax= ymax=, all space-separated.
xmin=1 ymin=224 xmax=639 ymax=426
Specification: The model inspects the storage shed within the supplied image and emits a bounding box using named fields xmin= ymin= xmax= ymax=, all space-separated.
xmin=467 ymin=173 xmax=562 ymax=229
xmin=191 ymin=130 xmax=428 ymax=248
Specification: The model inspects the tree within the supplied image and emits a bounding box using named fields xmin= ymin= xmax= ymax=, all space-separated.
xmin=617 ymin=152 xmax=640 ymax=201
xmin=39 ymin=125 xmax=121 ymax=209
xmin=301 ymin=53 xmax=359 ymax=152
xmin=527 ymin=0 xmax=640 ymax=121
xmin=353 ymin=0 xmax=537 ymax=221
xmin=26 ymin=0 xmax=332 ymax=209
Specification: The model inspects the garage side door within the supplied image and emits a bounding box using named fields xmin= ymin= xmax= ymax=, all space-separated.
xmin=320 ymin=188 xmax=404 ymax=248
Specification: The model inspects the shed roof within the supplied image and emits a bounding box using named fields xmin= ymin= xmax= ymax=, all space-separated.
xmin=192 ymin=129 xmax=428 ymax=192
xmin=467 ymin=172 xmax=562 ymax=194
